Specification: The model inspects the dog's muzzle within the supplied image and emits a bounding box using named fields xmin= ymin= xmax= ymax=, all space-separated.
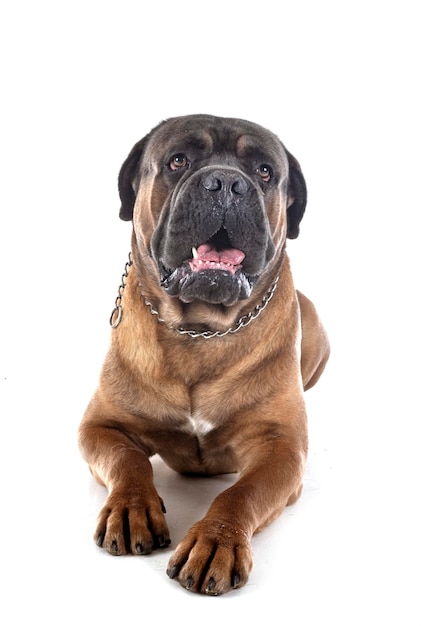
xmin=151 ymin=167 xmax=276 ymax=306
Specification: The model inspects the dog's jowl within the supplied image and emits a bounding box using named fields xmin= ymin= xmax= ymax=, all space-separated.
xmin=78 ymin=114 xmax=330 ymax=595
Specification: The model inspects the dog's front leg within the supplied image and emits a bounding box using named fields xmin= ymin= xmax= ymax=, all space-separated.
xmin=79 ymin=420 xmax=171 ymax=556
xmin=167 ymin=419 xmax=307 ymax=595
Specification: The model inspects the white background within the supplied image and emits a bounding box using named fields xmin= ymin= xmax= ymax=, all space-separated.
xmin=1 ymin=1 xmax=433 ymax=624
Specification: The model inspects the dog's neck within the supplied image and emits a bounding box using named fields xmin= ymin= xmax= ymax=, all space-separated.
xmin=140 ymin=274 xmax=280 ymax=339
xmin=110 ymin=252 xmax=280 ymax=338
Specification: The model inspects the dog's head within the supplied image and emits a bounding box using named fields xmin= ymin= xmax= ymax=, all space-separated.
xmin=118 ymin=114 xmax=307 ymax=306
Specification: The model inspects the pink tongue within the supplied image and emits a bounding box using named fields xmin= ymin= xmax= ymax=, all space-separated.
xmin=196 ymin=243 xmax=245 ymax=265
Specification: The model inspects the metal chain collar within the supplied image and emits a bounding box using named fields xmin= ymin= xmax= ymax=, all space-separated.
xmin=110 ymin=252 xmax=279 ymax=338
xmin=109 ymin=252 xmax=133 ymax=328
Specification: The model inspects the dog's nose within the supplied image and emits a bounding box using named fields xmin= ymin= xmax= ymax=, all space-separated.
xmin=202 ymin=170 xmax=249 ymax=197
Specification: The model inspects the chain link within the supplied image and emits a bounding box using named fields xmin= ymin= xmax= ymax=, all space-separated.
xmin=109 ymin=252 xmax=133 ymax=328
xmin=110 ymin=252 xmax=279 ymax=338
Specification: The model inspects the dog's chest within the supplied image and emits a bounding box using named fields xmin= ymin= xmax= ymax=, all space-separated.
xmin=182 ymin=410 xmax=215 ymax=437
xmin=160 ymin=407 xmax=238 ymax=475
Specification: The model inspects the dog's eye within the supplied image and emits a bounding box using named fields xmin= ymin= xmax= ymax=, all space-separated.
xmin=256 ymin=164 xmax=272 ymax=183
xmin=169 ymin=153 xmax=189 ymax=171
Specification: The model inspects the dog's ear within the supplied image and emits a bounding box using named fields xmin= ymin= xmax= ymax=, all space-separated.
xmin=118 ymin=135 xmax=149 ymax=221
xmin=285 ymin=149 xmax=307 ymax=239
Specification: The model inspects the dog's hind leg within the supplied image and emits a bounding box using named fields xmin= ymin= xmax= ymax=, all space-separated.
xmin=297 ymin=290 xmax=330 ymax=391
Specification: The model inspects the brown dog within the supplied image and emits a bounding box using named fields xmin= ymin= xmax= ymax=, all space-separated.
xmin=78 ymin=114 xmax=330 ymax=595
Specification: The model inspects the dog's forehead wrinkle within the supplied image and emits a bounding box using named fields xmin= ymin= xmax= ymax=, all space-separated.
xmin=166 ymin=133 xmax=212 ymax=159
xmin=238 ymin=133 xmax=288 ymax=170
xmin=155 ymin=115 xmax=278 ymax=154
xmin=149 ymin=123 xmax=212 ymax=155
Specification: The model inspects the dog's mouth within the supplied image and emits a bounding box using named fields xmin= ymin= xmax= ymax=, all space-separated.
xmin=189 ymin=242 xmax=245 ymax=274
xmin=160 ymin=228 xmax=255 ymax=305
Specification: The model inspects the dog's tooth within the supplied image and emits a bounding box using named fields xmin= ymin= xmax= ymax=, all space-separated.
xmin=192 ymin=247 xmax=198 ymax=259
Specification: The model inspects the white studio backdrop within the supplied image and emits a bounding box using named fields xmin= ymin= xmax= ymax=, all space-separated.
xmin=1 ymin=1 xmax=433 ymax=624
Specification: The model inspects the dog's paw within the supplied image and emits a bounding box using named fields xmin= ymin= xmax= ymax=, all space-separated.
xmin=94 ymin=491 xmax=171 ymax=555
xmin=166 ymin=519 xmax=253 ymax=595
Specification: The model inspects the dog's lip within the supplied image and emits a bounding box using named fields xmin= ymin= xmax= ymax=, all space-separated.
xmin=159 ymin=257 xmax=256 ymax=300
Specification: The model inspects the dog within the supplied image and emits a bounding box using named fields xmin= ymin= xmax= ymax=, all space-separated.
xmin=78 ymin=114 xmax=330 ymax=595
